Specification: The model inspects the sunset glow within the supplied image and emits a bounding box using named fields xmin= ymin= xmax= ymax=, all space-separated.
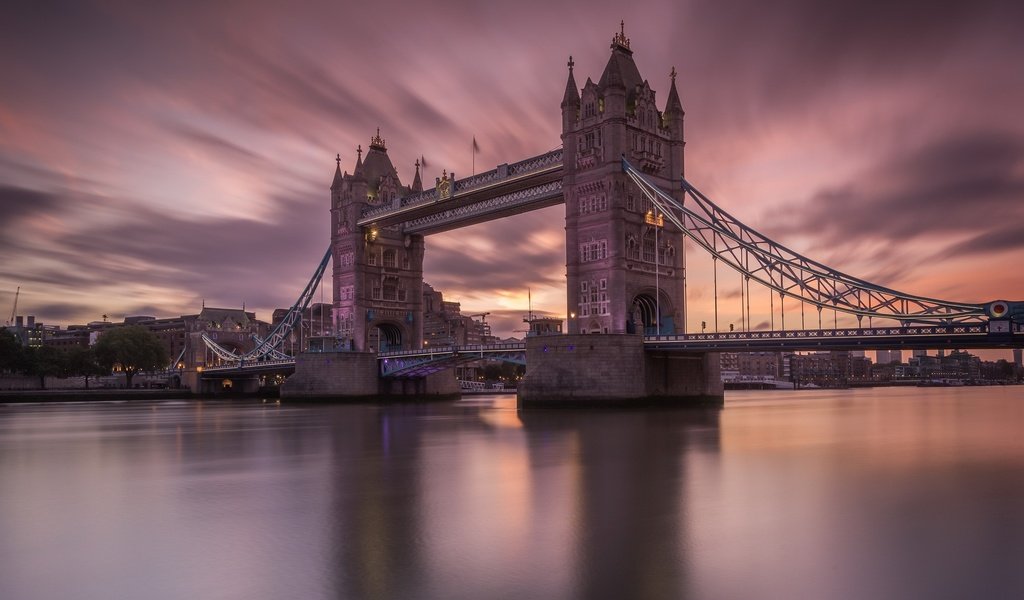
xmin=2 ymin=1 xmax=1022 ymax=348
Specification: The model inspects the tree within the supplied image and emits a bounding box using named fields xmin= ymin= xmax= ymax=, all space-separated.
xmin=63 ymin=345 xmax=107 ymax=389
xmin=0 ymin=329 xmax=27 ymax=375
xmin=26 ymin=345 xmax=63 ymax=389
xmin=94 ymin=325 xmax=168 ymax=388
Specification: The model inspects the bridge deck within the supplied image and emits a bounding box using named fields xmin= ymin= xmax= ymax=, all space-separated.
xmin=357 ymin=150 xmax=564 ymax=234
xmin=645 ymin=324 xmax=1024 ymax=352
xmin=199 ymin=325 xmax=1022 ymax=377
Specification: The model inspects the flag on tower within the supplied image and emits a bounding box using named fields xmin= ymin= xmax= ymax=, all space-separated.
xmin=472 ymin=136 xmax=480 ymax=175
xmin=420 ymin=155 xmax=429 ymax=168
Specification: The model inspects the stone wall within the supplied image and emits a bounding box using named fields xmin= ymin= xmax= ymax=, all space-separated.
xmin=281 ymin=352 xmax=380 ymax=400
xmin=518 ymin=334 xmax=723 ymax=408
xmin=281 ymin=352 xmax=459 ymax=401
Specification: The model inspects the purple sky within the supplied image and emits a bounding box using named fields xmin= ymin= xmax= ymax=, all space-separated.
xmin=2 ymin=0 xmax=1023 ymax=348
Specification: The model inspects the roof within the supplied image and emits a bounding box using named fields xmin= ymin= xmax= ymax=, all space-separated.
xmin=198 ymin=307 xmax=251 ymax=328
xmin=597 ymin=44 xmax=644 ymax=95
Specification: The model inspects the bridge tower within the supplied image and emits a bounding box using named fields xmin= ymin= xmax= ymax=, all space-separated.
xmin=561 ymin=23 xmax=686 ymax=335
xmin=330 ymin=131 xmax=425 ymax=352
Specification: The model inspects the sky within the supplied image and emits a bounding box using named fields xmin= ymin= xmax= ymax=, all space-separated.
xmin=2 ymin=0 xmax=1023 ymax=353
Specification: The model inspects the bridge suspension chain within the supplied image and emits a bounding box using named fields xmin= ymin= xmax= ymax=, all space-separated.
xmin=200 ymin=247 xmax=333 ymax=364
xmin=623 ymin=159 xmax=989 ymax=325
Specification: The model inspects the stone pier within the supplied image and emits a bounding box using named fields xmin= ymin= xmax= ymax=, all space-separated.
xmin=280 ymin=351 xmax=459 ymax=401
xmin=517 ymin=334 xmax=723 ymax=408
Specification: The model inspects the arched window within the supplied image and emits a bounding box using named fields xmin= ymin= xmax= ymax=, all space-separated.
xmin=642 ymin=229 xmax=656 ymax=264
xmin=382 ymin=276 xmax=398 ymax=301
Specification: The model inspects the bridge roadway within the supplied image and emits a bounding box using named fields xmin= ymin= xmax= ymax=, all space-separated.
xmin=357 ymin=150 xmax=564 ymax=235
xmin=199 ymin=322 xmax=1023 ymax=379
xmin=644 ymin=322 xmax=1024 ymax=352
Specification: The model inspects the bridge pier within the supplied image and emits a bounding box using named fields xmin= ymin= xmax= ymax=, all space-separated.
xmin=517 ymin=334 xmax=723 ymax=408
xmin=280 ymin=352 xmax=459 ymax=401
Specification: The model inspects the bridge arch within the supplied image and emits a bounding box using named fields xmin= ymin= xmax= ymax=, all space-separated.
xmin=370 ymin=321 xmax=405 ymax=353
xmin=631 ymin=290 xmax=675 ymax=335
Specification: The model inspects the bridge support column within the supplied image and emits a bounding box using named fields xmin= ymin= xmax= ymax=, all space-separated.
xmin=517 ymin=334 xmax=722 ymax=408
xmin=281 ymin=352 xmax=459 ymax=401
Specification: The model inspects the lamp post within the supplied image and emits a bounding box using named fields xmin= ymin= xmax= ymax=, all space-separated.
xmin=655 ymin=211 xmax=660 ymax=335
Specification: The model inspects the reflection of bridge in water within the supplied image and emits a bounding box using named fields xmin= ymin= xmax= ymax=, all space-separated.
xmin=194 ymin=24 xmax=1023 ymax=403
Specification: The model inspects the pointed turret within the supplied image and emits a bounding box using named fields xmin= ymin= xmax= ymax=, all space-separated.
xmin=353 ymin=144 xmax=364 ymax=179
xmin=598 ymin=21 xmax=643 ymax=93
xmin=664 ymin=67 xmax=684 ymax=117
xmin=331 ymin=153 xmax=344 ymax=190
xmin=360 ymin=128 xmax=402 ymax=193
xmin=561 ymin=56 xmax=580 ymax=108
xmin=411 ymin=159 xmax=423 ymax=193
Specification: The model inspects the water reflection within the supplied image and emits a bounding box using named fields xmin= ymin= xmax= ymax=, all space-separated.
xmin=1 ymin=388 xmax=1023 ymax=599
xmin=518 ymin=409 xmax=720 ymax=599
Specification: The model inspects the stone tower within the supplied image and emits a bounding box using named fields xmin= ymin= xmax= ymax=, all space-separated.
xmin=330 ymin=131 xmax=425 ymax=352
xmin=561 ymin=23 xmax=686 ymax=335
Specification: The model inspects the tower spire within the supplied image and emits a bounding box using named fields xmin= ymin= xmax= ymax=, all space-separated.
xmin=411 ymin=158 xmax=423 ymax=192
xmin=353 ymin=144 xmax=364 ymax=177
xmin=561 ymin=55 xmax=580 ymax=108
xmin=331 ymin=153 xmax=344 ymax=189
xmin=612 ymin=20 xmax=630 ymax=50
xmin=665 ymin=66 xmax=684 ymax=116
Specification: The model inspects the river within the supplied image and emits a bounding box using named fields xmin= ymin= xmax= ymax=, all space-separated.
xmin=2 ymin=386 xmax=1023 ymax=599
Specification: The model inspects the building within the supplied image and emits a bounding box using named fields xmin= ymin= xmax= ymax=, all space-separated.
xmin=561 ymin=25 xmax=686 ymax=335
xmin=5 ymin=315 xmax=45 ymax=348
xmin=271 ymin=302 xmax=333 ymax=352
xmin=330 ymin=132 xmax=426 ymax=352
xmin=36 ymin=307 xmax=269 ymax=370
xmin=791 ymin=351 xmax=871 ymax=387
xmin=875 ymin=349 xmax=903 ymax=365
xmin=421 ymin=284 xmax=494 ymax=347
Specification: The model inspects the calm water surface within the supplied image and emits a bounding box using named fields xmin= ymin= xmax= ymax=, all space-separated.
xmin=2 ymin=387 xmax=1024 ymax=599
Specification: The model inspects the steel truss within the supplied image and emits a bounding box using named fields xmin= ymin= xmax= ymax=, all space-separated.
xmin=378 ymin=343 xmax=527 ymax=377
xmin=201 ymin=247 xmax=332 ymax=364
xmin=623 ymin=159 xmax=994 ymax=325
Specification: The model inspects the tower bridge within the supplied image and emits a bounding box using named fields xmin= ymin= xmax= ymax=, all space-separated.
xmin=196 ymin=24 xmax=1022 ymax=405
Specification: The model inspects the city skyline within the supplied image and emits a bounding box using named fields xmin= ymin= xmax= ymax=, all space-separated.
xmin=2 ymin=1 xmax=1023 ymax=345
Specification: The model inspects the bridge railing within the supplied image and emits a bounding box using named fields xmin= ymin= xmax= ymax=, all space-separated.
xmin=647 ymin=323 xmax=991 ymax=344
xmin=377 ymin=342 xmax=527 ymax=359
xmin=200 ymin=358 xmax=297 ymax=373
xmin=360 ymin=149 xmax=563 ymax=223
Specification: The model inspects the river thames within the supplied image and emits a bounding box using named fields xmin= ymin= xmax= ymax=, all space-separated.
xmin=2 ymin=386 xmax=1023 ymax=599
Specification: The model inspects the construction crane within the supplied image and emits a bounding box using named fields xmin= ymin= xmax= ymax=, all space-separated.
xmin=6 ymin=286 xmax=19 ymax=326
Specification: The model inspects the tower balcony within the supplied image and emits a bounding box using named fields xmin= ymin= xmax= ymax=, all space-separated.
xmin=632 ymin=149 xmax=664 ymax=173
xmin=576 ymin=146 xmax=600 ymax=171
